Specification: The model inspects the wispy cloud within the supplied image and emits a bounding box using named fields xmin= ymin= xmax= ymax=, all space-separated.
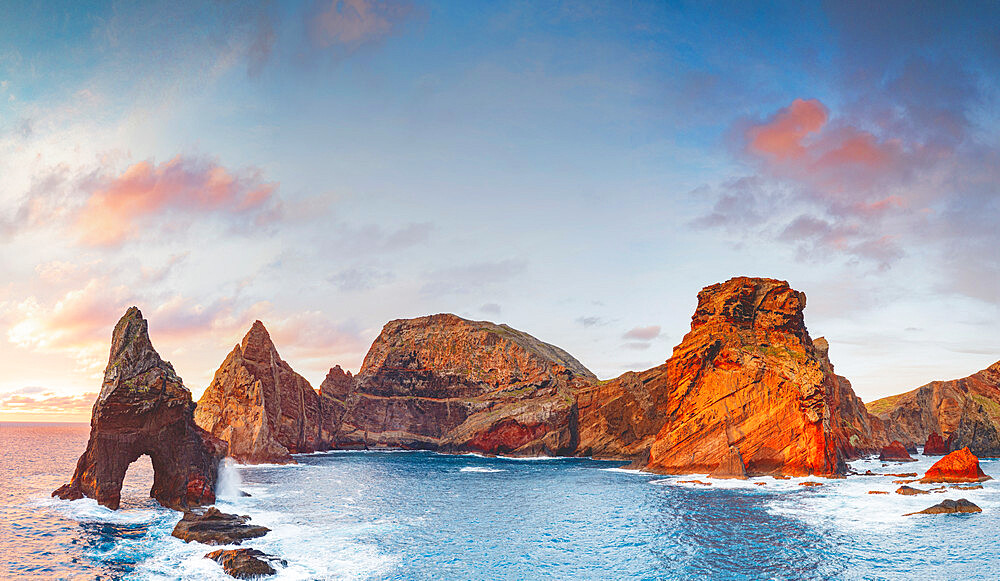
xmin=307 ymin=0 xmax=416 ymax=50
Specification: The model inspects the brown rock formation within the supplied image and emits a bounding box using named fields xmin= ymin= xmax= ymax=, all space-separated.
xmin=574 ymin=366 xmax=672 ymax=462
xmin=920 ymin=447 xmax=992 ymax=483
xmin=879 ymin=441 xmax=917 ymax=462
xmin=53 ymin=307 xmax=226 ymax=510
xmin=709 ymin=445 xmax=749 ymax=479
xmin=904 ymin=498 xmax=981 ymax=516
xmin=924 ymin=432 xmax=948 ymax=455
xmin=194 ymin=321 xmax=331 ymax=464
xmin=330 ymin=314 xmax=596 ymax=455
xmin=642 ymin=277 xmax=883 ymax=477
xmin=172 ymin=507 xmax=270 ymax=545
xmin=867 ymin=361 xmax=1000 ymax=457
xmin=205 ymin=548 xmax=285 ymax=579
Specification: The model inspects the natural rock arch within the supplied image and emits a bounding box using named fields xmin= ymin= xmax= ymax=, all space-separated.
xmin=54 ymin=307 xmax=227 ymax=510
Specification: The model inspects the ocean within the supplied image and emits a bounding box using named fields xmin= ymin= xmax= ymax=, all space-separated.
xmin=3 ymin=422 xmax=998 ymax=580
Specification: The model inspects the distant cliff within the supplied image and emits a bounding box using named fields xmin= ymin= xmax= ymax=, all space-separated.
xmin=867 ymin=361 xmax=1000 ymax=457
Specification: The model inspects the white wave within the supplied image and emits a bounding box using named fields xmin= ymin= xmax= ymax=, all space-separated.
xmin=35 ymin=496 xmax=171 ymax=526
xmin=599 ymin=467 xmax=645 ymax=475
xmin=459 ymin=466 xmax=506 ymax=473
xmin=215 ymin=458 xmax=244 ymax=502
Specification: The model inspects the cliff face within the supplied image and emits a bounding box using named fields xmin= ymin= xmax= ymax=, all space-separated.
xmin=194 ymin=321 xmax=331 ymax=463
xmin=867 ymin=361 xmax=1000 ymax=456
xmin=574 ymin=366 xmax=672 ymax=462
xmin=330 ymin=314 xmax=596 ymax=455
xmin=643 ymin=277 xmax=883 ymax=477
xmin=53 ymin=308 xmax=226 ymax=510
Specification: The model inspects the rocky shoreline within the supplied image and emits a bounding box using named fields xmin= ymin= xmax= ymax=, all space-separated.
xmin=49 ymin=276 xmax=1000 ymax=578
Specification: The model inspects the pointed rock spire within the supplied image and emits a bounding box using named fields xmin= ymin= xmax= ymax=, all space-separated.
xmin=195 ymin=320 xmax=330 ymax=463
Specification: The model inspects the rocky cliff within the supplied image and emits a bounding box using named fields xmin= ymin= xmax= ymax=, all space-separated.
xmin=328 ymin=314 xmax=596 ymax=455
xmin=194 ymin=321 xmax=331 ymax=463
xmin=641 ymin=277 xmax=883 ymax=477
xmin=53 ymin=307 xmax=226 ymax=510
xmin=867 ymin=361 xmax=1000 ymax=456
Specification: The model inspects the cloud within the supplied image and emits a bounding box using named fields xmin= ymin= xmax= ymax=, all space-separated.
xmin=333 ymin=222 xmax=434 ymax=256
xmin=420 ymin=259 xmax=527 ymax=296
xmin=307 ymin=0 xmax=415 ymax=50
xmin=328 ymin=266 xmax=395 ymax=292
xmin=623 ymin=325 xmax=661 ymax=341
xmin=0 ymin=390 xmax=97 ymax=414
xmin=746 ymin=98 xmax=828 ymax=160
xmin=75 ymin=155 xmax=280 ymax=246
xmin=575 ymin=316 xmax=605 ymax=328
xmin=479 ymin=303 xmax=502 ymax=315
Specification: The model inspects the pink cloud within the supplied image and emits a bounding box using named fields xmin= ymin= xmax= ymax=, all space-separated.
xmin=0 ymin=391 xmax=97 ymax=414
xmin=622 ymin=325 xmax=661 ymax=341
xmin=75 ymin=155 xmax=279 ymax=246
xmin=746 ymin=98 xmax=828 ymax=160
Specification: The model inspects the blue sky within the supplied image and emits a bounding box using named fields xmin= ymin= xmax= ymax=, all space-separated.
xmin=1 ymin=0 xmax=999 ymax=419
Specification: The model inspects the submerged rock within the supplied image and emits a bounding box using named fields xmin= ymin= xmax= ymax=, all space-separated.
xmin=205 ymin=548 xmax=286 ymax=579
xmin=195 ymin=321 xmax=332 ymax=464
xmin=172 ymin=507 xmax=270 ymax=545
xmin=643 ymin=277 xmax=883 ymax=478
xmin=52 ymin=308 xmax=226 ymax=510
xmin=920 ymin=448 xmax=992 ymax=483
xmin=799 ymin=481 xmax=824 ymax=487
xmin=905 ymin=498 xmax=982 ymax=516
xmin=879 ymin=441 xmax=917 ymax=462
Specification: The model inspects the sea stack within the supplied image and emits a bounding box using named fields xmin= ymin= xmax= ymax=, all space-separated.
xmin=194 ymin=321 xmax=330 ymax=464
xmin=643 ymin=277 xmax=883 ymax=477
xmin=333 ymin=314 xmax=596 ymax=455
xmin=53 ymin=307 xmax=226 ymax=510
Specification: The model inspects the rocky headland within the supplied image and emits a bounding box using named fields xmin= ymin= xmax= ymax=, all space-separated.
xmin=326 ymin=313 xmax=596 ymax=456
xmin=53 ymin=307 xmax=227 ymax=510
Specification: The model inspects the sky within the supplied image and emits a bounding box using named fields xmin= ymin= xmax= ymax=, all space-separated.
xmin=1 ymin=0 xmax=999 ymax=422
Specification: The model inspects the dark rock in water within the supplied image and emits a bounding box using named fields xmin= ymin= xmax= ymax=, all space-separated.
xmin=172 ymin=507 xmax=269 ymax=545
xmin=905 ymin=498 xmax=982 ymax=516
xmin=954 ymin=484 xmax=984 ymax=490
xmin=709 ymin=445 xmax=748 ymax=479
xmin=879 ymin=441 xmax=917 ymax=462
xmin=195 ymin=321 xmax=332 ymax=464
xmin=799 ymin=481 xmax=824 ymax=487
xmin=205 ymin=548 xmax=286 ymax=579
xmin=52 ymin=307 xmax=227 ymax=510
xmin=895 ymin=485 xmax=929 ymax=495
xmin=923 ymin=432 xmax=948 ymax=456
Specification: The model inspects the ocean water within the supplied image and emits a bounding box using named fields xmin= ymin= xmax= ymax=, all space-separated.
xmin=3 ymin=422 xmax=1000 ymax=580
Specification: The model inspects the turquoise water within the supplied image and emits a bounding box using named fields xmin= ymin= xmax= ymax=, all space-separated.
xmin=3 ymin=422 xmax=999 ymax=580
